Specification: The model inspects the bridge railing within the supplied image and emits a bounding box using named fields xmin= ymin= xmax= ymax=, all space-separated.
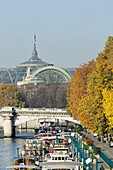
xmin=0 ymin=107 xmax=66 ymax=113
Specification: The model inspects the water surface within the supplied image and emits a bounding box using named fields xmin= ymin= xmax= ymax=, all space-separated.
xmin=0 ymin=129 xmax=35 ymax=170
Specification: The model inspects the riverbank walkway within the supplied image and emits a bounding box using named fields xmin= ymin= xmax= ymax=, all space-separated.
xmin=82 ymin=131 xmax=113 ymax=169
xmin=82 ymin=131 xmax=113 ymax=160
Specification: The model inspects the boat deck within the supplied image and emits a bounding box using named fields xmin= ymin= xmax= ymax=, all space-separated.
xmin=40 ymin=161 xmax=82 ymax=169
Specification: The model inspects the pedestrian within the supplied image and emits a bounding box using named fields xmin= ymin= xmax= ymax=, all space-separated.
xmin=103 ymin=136 xmax=106 ymax=143
xmin=98 ymin=135 xmax=101 ymax=141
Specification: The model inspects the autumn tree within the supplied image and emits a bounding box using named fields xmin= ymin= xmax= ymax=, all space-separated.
xmin=77 ymin=94 xmax=95 ymax=132
xmin=84 ymin=37 xmax=113 ymax=134
xmin=103 ymin=89 xmax=113 ymax=129
xmin=80 ymin=59 xmax=113 ymax=134
xmin=0 ymin=84 xmax=25 ymax=107
xmin=66 ymin=60 xmax=95 ymax=119
xmin=67 ymin=36 xmax=113 ymax=134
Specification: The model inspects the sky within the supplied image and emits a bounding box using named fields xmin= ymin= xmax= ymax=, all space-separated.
xmin=0 ymin=0 xmax=113 ymax=69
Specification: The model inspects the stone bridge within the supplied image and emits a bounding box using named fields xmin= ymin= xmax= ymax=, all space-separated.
xmin=0 ymin=107 xmax=80 ymax=137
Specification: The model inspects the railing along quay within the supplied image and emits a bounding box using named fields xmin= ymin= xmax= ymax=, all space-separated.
xmin=71 ymin=133 xmax=113 ymax=170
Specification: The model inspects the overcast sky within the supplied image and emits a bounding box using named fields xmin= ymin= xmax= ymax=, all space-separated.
xmin=0 ymin=0 xmax=113 ymax=69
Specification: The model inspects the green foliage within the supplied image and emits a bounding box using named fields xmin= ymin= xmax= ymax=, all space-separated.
xmin=73 ymin=128 xmax=77 ymax=132
xmin=69 ymin=125 xmax=74 ymax=129
xmin=76 ymin=128 xmax=81 ymax=134
xmin=22 ymin=144 xmax=26 ymax=149
xmin=80 ymin=132 xmax=83 ymax=136
xmin=45 ymin=143 xmax=48 ymax=148
xmin=93 ymin=147 xmax=100 ymax=155
xmin=84 ymin=144 xmax=89 ymax=150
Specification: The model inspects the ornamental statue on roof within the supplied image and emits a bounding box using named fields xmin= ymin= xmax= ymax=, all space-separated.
xmin=17 ymin=66 xmax=33 ymax=86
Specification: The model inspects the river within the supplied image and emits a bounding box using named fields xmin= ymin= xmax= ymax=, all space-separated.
xmin=0 ymin=129 xmax=35 ymax=170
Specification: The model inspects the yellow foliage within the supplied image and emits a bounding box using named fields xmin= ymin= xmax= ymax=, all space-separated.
xmin=0 ymin=84 xmax=25 ymax=107
xmin=67 ymin=63 xmax=94 ymax=119
xmin=103 ymin=89 xmax=113 ymax=128
xmin=67 ymin=36 xmax=113 ymax=134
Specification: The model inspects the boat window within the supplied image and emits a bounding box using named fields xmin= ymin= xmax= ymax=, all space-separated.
xmin=58 ymin=157 xmax=61 ymax=160
xmin=30 ymin=151 xmax=33 ymax=155
xmin=25 ymin=150 xmax=29 ymax=155
xmin=36 ymin=151 xmax=38 ymax=155
xmin=62 ymin=157 xmax=64 ymax=160
xmin=52 ymin=157 xmax=54 ymax=160
xmin=55 ymin=157 xmax=57 ymax=160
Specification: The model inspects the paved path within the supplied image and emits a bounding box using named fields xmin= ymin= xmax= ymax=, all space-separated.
xmin=82 ymin=131 xmax=113 ymax=160
xmin=81 ymin=131 xmax=113 ymax=169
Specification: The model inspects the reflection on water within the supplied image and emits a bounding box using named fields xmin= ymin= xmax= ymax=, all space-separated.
xmin=0 ymin=129 xmax=4 ymax=137
xmin=0 ymin=129 xmax=35 ymax=169
xmin=0 ymin=128 xmax=35 ymax=138
xmin=16 ymin=129 xmax=35 ymax=137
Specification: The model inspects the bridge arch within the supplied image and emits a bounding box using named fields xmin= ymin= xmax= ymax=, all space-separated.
xmin=0 ymin=107 xmax=80 ymax=137
xmin=15 ymin=115 xmax=74 ymax=127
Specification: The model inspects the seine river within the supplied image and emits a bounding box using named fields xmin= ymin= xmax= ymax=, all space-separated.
xmin=0 ymin=129 xmax=35 ymax=170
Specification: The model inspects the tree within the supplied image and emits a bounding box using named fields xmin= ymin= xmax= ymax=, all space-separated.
xmin=19 ymin=83 xmax=69 ymax=108
xmin=66 ymin=60 xmax=95 ymax=119
xmin=67 ymin=36 xmax=113 ymax=134
xmin=78 ymin=95 xmax=95 ymax=132
xmin=45 ymin=86 xmax=56 ymax=108
xmin=103 ymin=88 xmax=113 ymax=129
xmin=103 ymin=36 xmax=113 ymax=56
xmin=86 ymin=59 xmax=113 ymax=134
xmin=79 ymin=55 xmax=113 ymax=134
xmin=0 ymin=84 xmax=25 ymax=107
xmin=56 ymin=83 xmax=69 ymax=108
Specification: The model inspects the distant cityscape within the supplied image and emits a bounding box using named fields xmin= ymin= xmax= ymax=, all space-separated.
xmin=0 ymin=40 xmax=75 ymax=85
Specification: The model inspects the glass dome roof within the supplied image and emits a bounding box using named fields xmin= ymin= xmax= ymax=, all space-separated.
xmin=17 ymin=43 xmax=52 ymax=68
xmin=0 ymin=41 xmax=74 ymax=85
